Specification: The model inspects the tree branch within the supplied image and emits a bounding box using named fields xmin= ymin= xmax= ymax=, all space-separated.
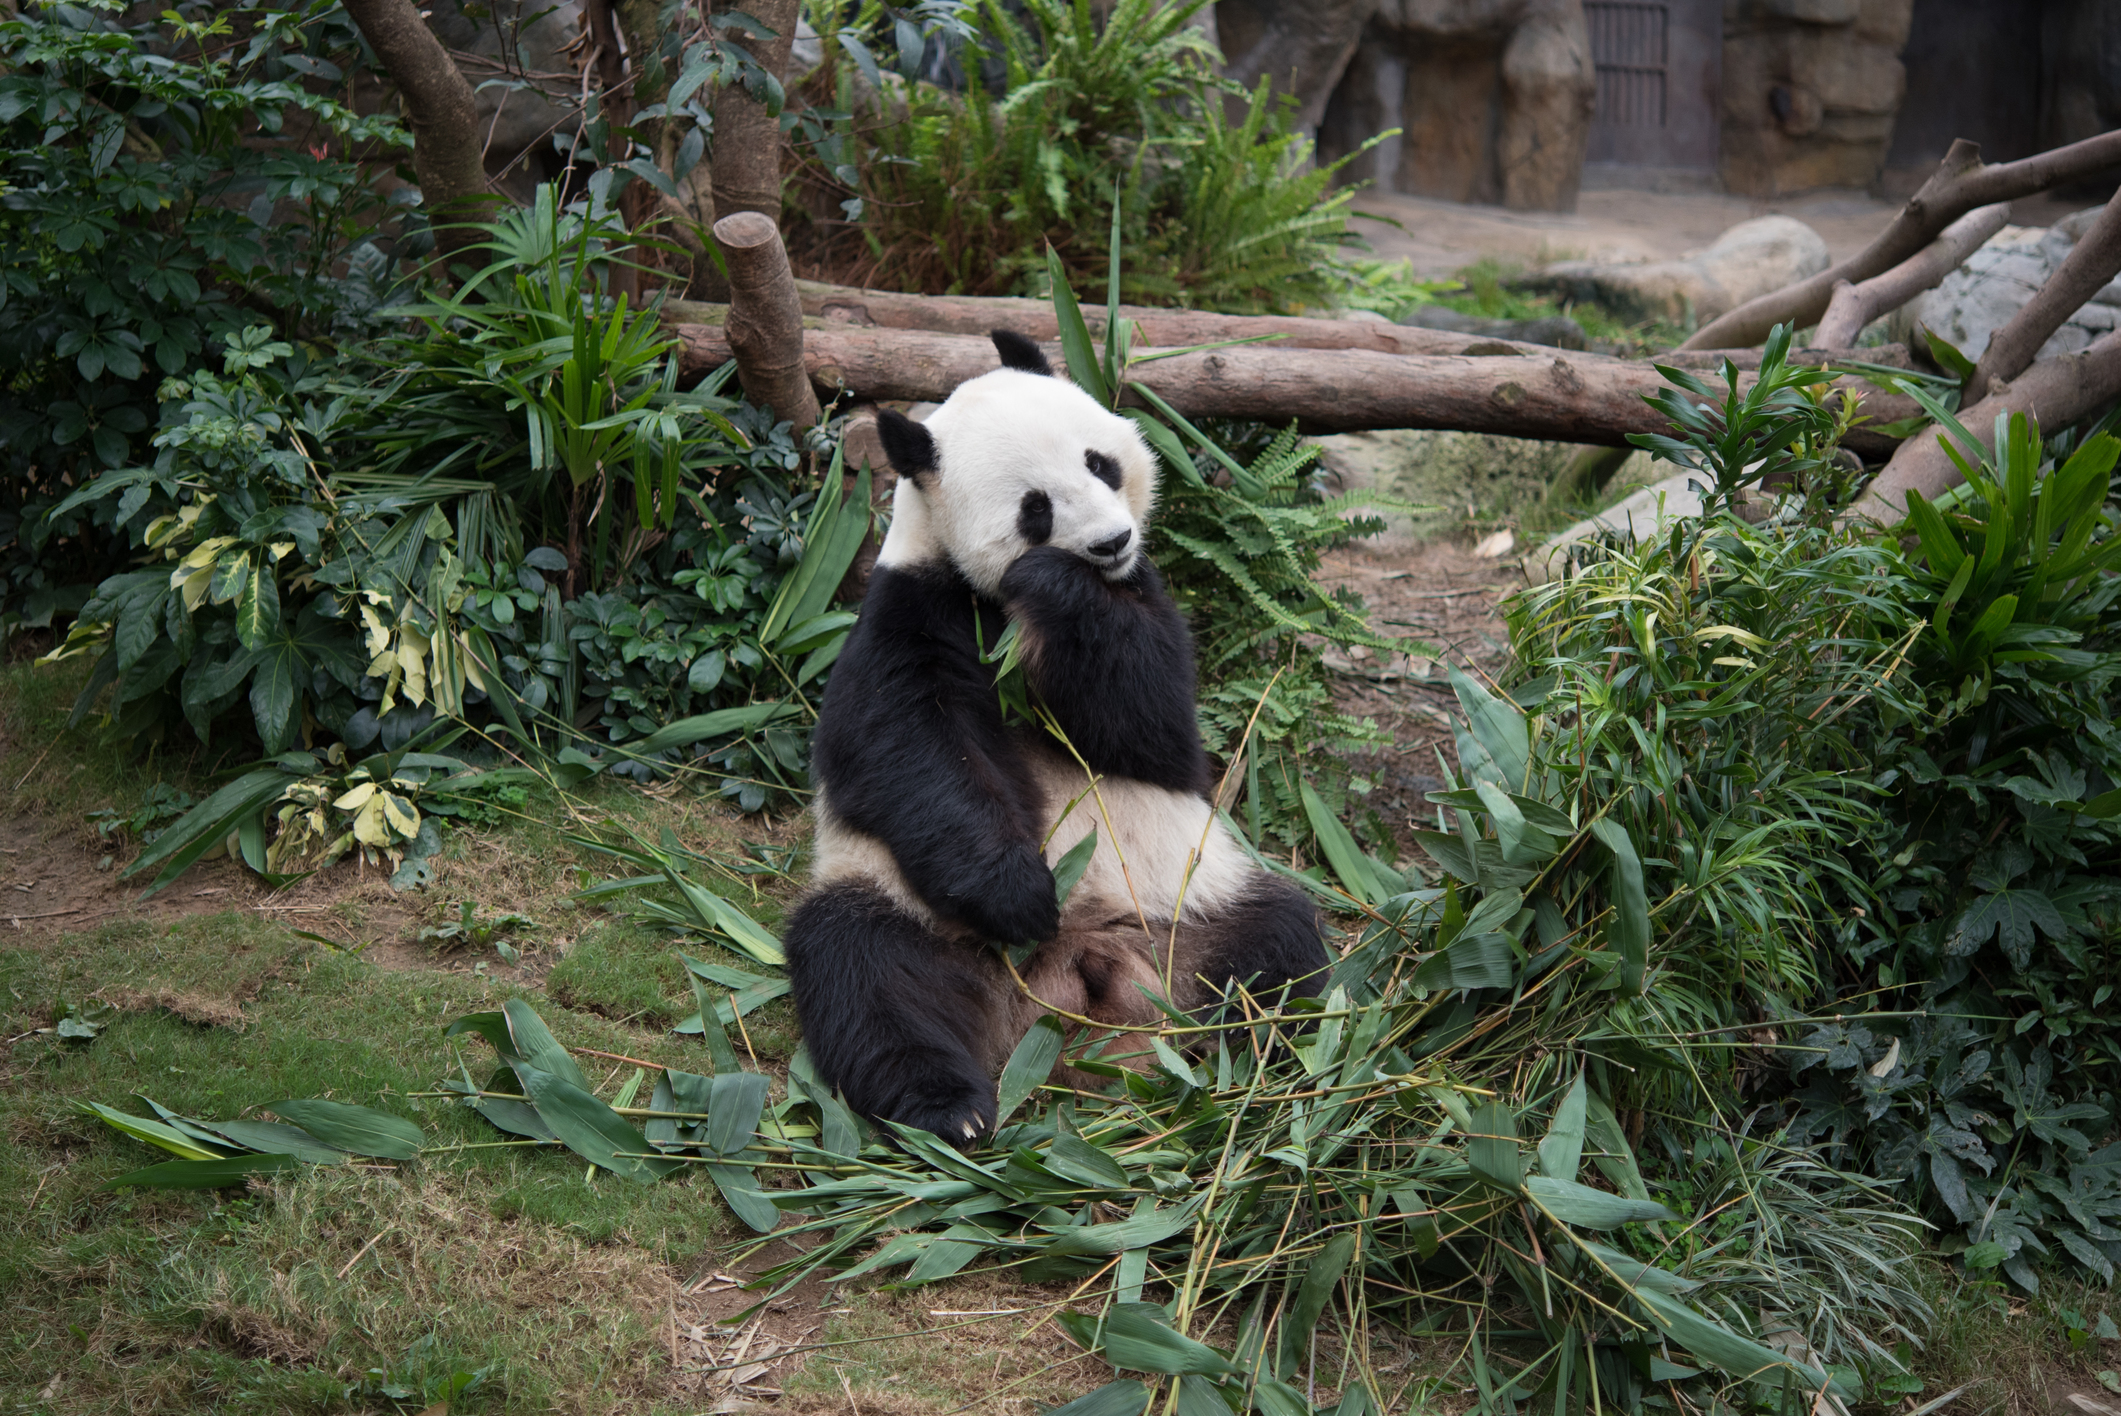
xmin=339 ymin=0 xmax=495 ymax=260
xmin=1680 ymin=132 xmax=2121 ymax=352
xmin=1812 ymin=203 xmax=2011 ymax=349
xmin=1846 ymin=328 xmax=2121 ymax=524
xmin=1965 ymin=188 xmax=2121 ymax=402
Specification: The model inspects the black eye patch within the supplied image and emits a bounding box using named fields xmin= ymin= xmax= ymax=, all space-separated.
xmin=1017 ymin=489 xmax=1053 ymax=545
xmin=1085 ymin=450 xmax=1122 ymax=490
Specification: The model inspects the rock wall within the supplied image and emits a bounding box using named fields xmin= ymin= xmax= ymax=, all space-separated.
xmin=1718 ymin=0 xmax=1914 ymax=196
xmin=1315 ymin=0 xmax=1596 ymax=212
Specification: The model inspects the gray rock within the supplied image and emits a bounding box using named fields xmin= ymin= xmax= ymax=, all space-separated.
xmin=1398 ymin=305 xmax=1587 ymax=349
xmin=1534 ymin=215 xmax=1831 ymax=322
xmin=1523 ymin=472 xmax=1709 ymax=584
xmin=1890 ymin=210 xmax=2121 ymax=363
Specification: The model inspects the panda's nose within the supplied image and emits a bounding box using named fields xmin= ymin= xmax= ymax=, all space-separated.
xmin=1088 ymin=528 xmax=1132 ymax=559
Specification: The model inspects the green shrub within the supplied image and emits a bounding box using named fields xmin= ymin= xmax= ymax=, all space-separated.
xmin=1492 ymin=333 xmax=2121 ymax=1292
xmin=0 ymin=0 xmax=411 ymax=635
xmin=792 ymin=0 xmax=1362 ymax=309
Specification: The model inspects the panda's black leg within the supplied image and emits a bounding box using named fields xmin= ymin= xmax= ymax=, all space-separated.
xmin=1169 ymin=878 xmax=1331 ymax=1017
xmin=783 ymin=885 xmax=1008 ymax=1148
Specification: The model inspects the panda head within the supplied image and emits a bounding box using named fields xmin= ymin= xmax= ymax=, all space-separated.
xmin=870 ymin=331 xmax=1158 ymax=597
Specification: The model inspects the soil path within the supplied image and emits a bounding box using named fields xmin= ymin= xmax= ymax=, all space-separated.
xmin=1351 ymin=186 xmax=2084 ymax=281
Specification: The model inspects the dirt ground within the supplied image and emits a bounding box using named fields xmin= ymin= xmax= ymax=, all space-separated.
xmin=1314 ymin=539 xmax=1518 ymax=856
xmin=1350 ymin=185 xmax=2087 ymax=279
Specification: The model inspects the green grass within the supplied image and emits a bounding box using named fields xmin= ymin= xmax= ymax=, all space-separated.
xmin=0 ymin=913 xmax=749 ymax=1413
xmin=1426 ymin=256 xmax=1693 ymax=357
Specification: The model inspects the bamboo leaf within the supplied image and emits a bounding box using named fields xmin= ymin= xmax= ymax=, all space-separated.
xmin=1526 ymin=1175 xmax=1677 ymax=1228
xmin=996 ymin=1015 xmax=1066 ymax=1127
xmin=263 ymin=1099 xmax=424 ymax=1160
xmin=103 ymin=1153 xmax=303 ymax=1190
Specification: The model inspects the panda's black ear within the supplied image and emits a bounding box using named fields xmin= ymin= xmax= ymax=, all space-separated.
xmin=875 ymin=408 xmax=938 ymax=482
xmin=991 ymin=329 xmax=1054 ymax=377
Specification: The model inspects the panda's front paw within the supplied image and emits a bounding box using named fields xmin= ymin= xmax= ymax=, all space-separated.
xmin=950 ymin=841 xmax=1059 ymax=945
xmin=888 ymin=1080 xmax=997 ymax=1151
xmin=1000 ymin=543 xmax=1104 ymax=612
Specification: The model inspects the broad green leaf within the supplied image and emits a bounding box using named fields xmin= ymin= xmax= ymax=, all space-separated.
xmin=996 ymin=1015 xmax=1066 ymax=1127
xmin=1413 ymin=933 xmax=1514 ymax=992
xmin=79 ymin=1101 xmax=224 ymax=1161
xmin=263 ymin=1100 xmax=423 ymax=1160
xmin=1152 ymin=1035 xmax=1204 ymax=1088
xmin=1525 ymin=1175 xmax=1677 ymax=1228
xmin=1538 ymin=1073 xmax=1587 ymax=1181
xmin=1047 ymin=248 xmax=1109 ymax=406
xmin=707 ymin=1071 xmax=770 ymax=1156
xmin=1449 ymin=666 xmax=1529 ymax=789
xmin=625 ymin=700 xmax=802 ymax=756
xmin=1278 ymin=1231 xmax=1354 ymax=1378
xmin=1466 ymin=1100 xmax=1522 ymax=1193
xmin=103 ymin=1153 xmax=302 ymax=1190
xmin=123 ymin=767 xmax=294 ymax=898
xmin=201 ymin=1119 xmax=349 ymax=1165
xmin=710 ymin=1167 xmax=783 ymax=1232
xmin=904 ymin=1222 xmax=992 ymax=1284
xmin=1052 ymin=827 xmax=1099 ymax=911
xmin=1475 ymin=780 xmax=1560 ymax=865
xmin=1589 ymin=819 xmax=1649 ymax=994
xmin=510 ymin=1062 xmax=679 ymax=1184
xmin=1045 ymin=1379 xmax=1150 ymax=1416
xmin=1044 ymin=1133 xmax=1132 ymax=1189
xmin=234 ymin=556 xmax=279 ymax=650
xmin=501 ymin=999 xmax=593 ymax=1089
xmin=1301 ymin=780 xmax=1393 ymax=905
xmin=1042 ymin=1198 xmax=1204 ymax=1255
xmin=1091 ymin=1304 xmax=1235 ymax=1377
xmin=1635 ymin=1286 xmax=1840 ymax=1394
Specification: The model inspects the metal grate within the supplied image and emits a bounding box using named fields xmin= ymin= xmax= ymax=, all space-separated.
xmin=1587 ymin=2 xmax=1668 ymax=127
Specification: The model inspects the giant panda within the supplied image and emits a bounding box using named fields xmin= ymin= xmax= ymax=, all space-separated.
xmin=783 ymin=331 xmax=1330 ymax=1147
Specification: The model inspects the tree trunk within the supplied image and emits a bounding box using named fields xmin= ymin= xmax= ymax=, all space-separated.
xmin=716 ymin=213 xmax=821 ymax=432
xmin=1812 ymin=203 xmax=2011 ymax=348
xmin=340 ymin=0 xmax=494 ymax=261
xmin=615 ymin=0 xmax=722 ymax=296
xmin=669 ymin=323 xmax=1917 ymax=457
xmin=710 ymin=0 xmax=801 ymax=224
xmin=1846 ymin=329 xmax=2121 ymax=524
xmin=1680 ymin=132 xmax=2121 ymax=351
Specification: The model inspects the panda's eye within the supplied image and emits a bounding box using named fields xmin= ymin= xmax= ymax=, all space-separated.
xmin=1018 ymin=489 xmax=1053 ymax=545
xmin=1085 ymin=450 xmax=1122 ymax=490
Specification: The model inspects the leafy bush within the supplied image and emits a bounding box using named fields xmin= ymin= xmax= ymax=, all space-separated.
xmin=790 ymin=0 xmax=1363 ymax=309
xmin=1490 ymin=332 xmax=2121 ymax=1293
xmin=1 ymin=0 xmax=411 ymax=635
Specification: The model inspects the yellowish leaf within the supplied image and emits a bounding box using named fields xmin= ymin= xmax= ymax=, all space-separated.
xmin=359 ymin=604 xmax=391 ymax=657
xmin=381 ymin=792 xmax=419 ymax=839
xmin=333 ymin=782 xmax=378 ymax=811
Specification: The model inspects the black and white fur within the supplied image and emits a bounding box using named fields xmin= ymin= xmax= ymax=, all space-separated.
xmin=783 ymin=331 xmax=1329 ymax=1147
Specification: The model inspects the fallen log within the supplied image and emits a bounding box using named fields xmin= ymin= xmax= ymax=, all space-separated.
xmin=1681 ymin=131 xmax=2121 ymax=352
xmin=669 ymin=324 xmax=1917 ymax=458
xmin=712 ymin=281 xmax=1913 ymax=371
xmin=1812 ymin=203 xmax=2012 ymax=349
xmin=1847 ymin=328 xmax=2121 ymax=524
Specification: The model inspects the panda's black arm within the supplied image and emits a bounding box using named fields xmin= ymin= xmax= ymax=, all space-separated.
xmin=812 ymin=565 xmax=1061 ymax=945
xmin=999 ymin=546 xmax=1211 ymax=796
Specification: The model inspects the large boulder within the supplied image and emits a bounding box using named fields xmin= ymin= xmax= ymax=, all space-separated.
xmin=1891 ymin=208 xmax=2121 ymax=362
xmin=1314 ymin=0 xmax=1594 ymax=213
xmin=1533 ymin=215 xmax=1831 ymax=322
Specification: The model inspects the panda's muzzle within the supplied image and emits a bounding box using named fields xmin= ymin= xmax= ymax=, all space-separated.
xmin=1087 ymin=528 xmax=1133 ymax=561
